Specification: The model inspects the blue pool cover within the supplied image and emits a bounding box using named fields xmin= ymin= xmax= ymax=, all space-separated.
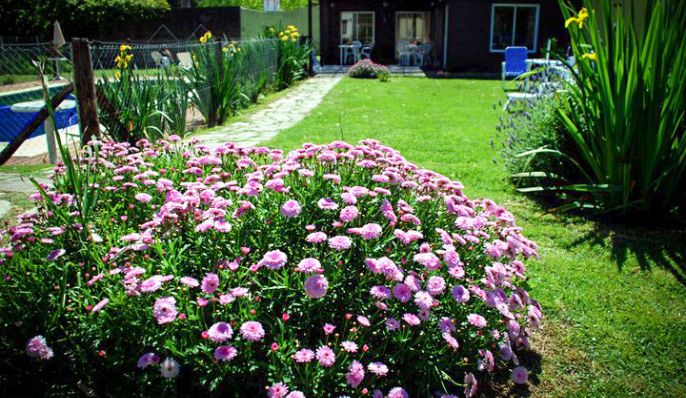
xmin=0 ymin=94 xmax=79 ymax=142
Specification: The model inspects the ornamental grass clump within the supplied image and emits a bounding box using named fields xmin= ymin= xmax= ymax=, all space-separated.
xmin=0 ymin=139 xmax=541 ymax=397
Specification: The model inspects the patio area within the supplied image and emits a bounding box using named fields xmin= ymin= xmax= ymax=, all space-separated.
xmin=317 ymin=64 xmax=426 ymax=76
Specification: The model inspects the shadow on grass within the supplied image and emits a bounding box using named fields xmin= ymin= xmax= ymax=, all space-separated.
xmin=569 ymin=222 xmax=686 ymax=285
xmin=485 ymin=348 xmax=543 ymax=397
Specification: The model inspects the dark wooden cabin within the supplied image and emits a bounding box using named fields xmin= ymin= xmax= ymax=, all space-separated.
xmin=318 ymin=0 xmax=573 ymax=72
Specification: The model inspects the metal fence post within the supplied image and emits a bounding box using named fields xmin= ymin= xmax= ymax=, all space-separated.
xmin=71 ymin=38 xmax=100 ymax=144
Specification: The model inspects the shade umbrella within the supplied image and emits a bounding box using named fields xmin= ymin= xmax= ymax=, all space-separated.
xmin=53 ymin=21 xmax=65 ymax=49
xmin=51 ymin=21 xmax=66 ymax=80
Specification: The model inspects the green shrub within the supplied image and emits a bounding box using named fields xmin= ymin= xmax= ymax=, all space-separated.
xmin=263 ymin=25 xmax=312 ymax=89
xmin=516 ymin=0 xmax=686 ymax=217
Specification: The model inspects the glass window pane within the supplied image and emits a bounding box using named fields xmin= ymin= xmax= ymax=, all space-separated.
xmin=357 ymin=13 xmax=374 ymax=44
xmin=514 ymin=7 xmax=537 ymax=49
xmin=492 ymin=6 xmax=514 ymax=50
xmin=341 ymin=12 xmax=354 ymax=44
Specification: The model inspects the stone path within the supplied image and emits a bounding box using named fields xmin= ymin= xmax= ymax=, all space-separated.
xmin=191 ymin=74 xmax=343 ymax=148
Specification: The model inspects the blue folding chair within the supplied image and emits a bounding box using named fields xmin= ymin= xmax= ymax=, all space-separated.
xmin=501 ymin=46 xmax=529 ymax=89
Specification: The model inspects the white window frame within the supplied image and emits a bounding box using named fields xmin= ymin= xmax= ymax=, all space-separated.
xmin=395 ymin=11 xmax=427 ymax=43
xmin=489 ymin=3 xmax=540 ymax=53
xmin=340 ymin=11 xmax=376 ymax=45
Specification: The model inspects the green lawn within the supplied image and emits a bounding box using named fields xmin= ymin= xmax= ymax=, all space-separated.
xmin=263 ymin=77 xmax=686 ymax=397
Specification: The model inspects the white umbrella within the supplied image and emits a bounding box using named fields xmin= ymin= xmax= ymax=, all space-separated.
xmin=53 ymin=21 xmax=65 ymax=49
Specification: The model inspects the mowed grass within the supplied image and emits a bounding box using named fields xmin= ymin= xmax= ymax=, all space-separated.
xmin=263 ymin=77 xmax=686 ymax=397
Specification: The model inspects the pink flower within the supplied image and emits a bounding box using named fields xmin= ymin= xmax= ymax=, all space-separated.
xmin=442 ymin=332 xmax=459 ymax=350
xmin=153 ymin=296 xmax=177 ymax=324
xmin=305 ymin=231 xmax=327 ymax=243
xmin=91 ymin=298 xmax=109 ymax=313
xmin=260 ymin=250 xmax=288 ymax=270
xmin=280 ymin=200 xmax=302 ymax=218
xmin=402 ymin=313 xmax=421 ymax=326
xmin=512 ymin=366 xmax=528 ymax=384
xmin=356 ymin=315 xmax=371 ymax=327
xmin=414 ymin=291 xmax=434 ymax=310
xmin=413 ymin=252 xmax=441 ymax=270
xmin=207 ymin=322 xmax=233 ymax=343
xmin=467 ymin=314 xmax=487 ymax=328
xmin=26 ymin=335 xmax=53 ymax=360
xmin=392 ymin=283 xmax=412 ymax=303
xmin=387 ymin=387 xmax=408 ymax=398
xmin=239 ymin=321 xmax=265 ymax=342
xmin=370 ymin=285 xmax=391 ymax=300
xmin=295 ymin=258 xmax=322 ymax=273
xmin=346 ymin=360 xmax=365 ymax=387
xmin=385 ymin=317 xmax=400 ymax=331
xmin=451 ymin=285 xmax=470 ymax=303
xmin=315 ymin=345 xmax=336 ymax=367
xmin=140 ymin=275 xmax=164 ymax=293
xmin=214 ymin=345 xmax=238 ymax=362
xmin=304 ymin=275 xmax=329 ymax=299
xmin=367 ymin=361 xmax=389 ymax=376
xmin=137 ymin=352 xmax=160 ymax=368
xmin=323 ymin=323 xmax=336 ymax=335
xmin=464 ymin=373 xmax=478 ymax=397
xmin=268 ymin=382 xmax=289 ymax=398
xmin=317 ymin=198 xmax=339 ymax=210
xmin=426 ymin=276 xmax=446 ymax=295
xmin=328 ymin=235 xmax=352 ymax=250
xmin=180 ymin=276 xmax=199 ymax=288
xmin=349 ymin=223 xmax=383 ymax=240
xmin=135 ymin=193 xmax=152 ymax=203
xmin=341 ymin=341 xmax=359 ymax=353
xmin=339 ymin=205 xmax=359 ymax=222
xmin=293 ymin=348 xmax=315 ymax=363
xmin=201 ymin=273 xmax=219 ymax=294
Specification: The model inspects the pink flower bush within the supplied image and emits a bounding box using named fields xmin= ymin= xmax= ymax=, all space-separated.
xmin=0 ymin=139 xmax=541 ymax=396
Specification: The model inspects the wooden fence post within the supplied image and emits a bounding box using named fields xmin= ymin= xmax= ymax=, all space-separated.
xmin=71 ymin=38 xmax=100 ymax=144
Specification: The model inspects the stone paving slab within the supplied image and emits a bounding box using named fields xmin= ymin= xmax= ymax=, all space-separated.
xmin=191 ymin=75 xmax=343 ymax=149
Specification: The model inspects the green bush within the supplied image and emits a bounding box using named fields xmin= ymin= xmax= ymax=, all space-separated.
xmin=515 ymin=0 xmax=686 ymax=217
xmin=263 ymin=25 xmax=312 ymax=89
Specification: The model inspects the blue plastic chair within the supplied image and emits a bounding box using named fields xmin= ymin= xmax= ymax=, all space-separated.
xmin=501 ymin=46 xmax=529 ymax=88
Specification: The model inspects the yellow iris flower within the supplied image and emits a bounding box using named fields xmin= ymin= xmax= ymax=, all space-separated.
xmin=582 ymin=52 xmax=597 ymax=61
xmin=565 ymin=7 xmax=589 ymax=29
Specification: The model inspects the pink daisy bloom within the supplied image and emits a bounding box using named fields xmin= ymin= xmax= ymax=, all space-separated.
xmin=305 ymin=231 xmax=328 ymax=243
xmin=402 ymin=313 xmax=421 ymax=326
xmin=91 ymin=298 xmax=109 ymax=313
xmin=293 ymin=348 xmax=315 ymax=363
xmin=135 ymin=193 xmax=152 ymax=203
xmin=323 ymin=323 xmax=336 ymax=335
xmin=207 ymin=322 xmax=233 ymax=343
xmin=467 ymin=314 xmax=487 ymax=328
xmin=414 ymin=291 xmax=434 ymax=310
xmin=367 ymin=361 xmax=389 ymax=376
xmin=295 ymin=258 xmax=323 ymax=273
xmin=464 ymin=373 xmax=478 ymax=397
xmin=240 ymin=321 xmax=265 ymax=342
xmin=304 ymin=275 xmax=329 ymax=299
xmin=315 ymin=345 xmax=336 ymax=367
xmin=392 ymin=283 xmax=412 ymax=303
xmin=137 ymin=352 xmax=160 ymax=368
xmin=451 ymin=285 xmax=470 ymax=303
xmin=201 ymin=273 xmax=219 ymax=294
xmin=160 ymin=357 xmax=180 ymax=378
xmin=512 ymin=366 xmax=528 ymax=384
xmin=339 ymin=205 xmax=359 ymax=222
xmin=346 ymin=360 xmax=365 ymax=387
xmin=180 ymin=276 xmax=199 ymax=288
xmin=267 ymin=382 xmax=289 ymax=398
xmin=260 ymin=250 xmax=288 ymax=270
xmin=442 ymin=332 xmax=460 ymax=350
xmin=328 ymin=235 xmax=352 ymax=251
xmin=385 ymin=317 xmax=400 ymax=331
xmin=341 ymin=341 xmax=359 ymax=353
xmin=153 ymin=296 xmax=177 ymax=325
xmin=387 ymin=387 xmax=408 ymax=398
xmin=426 ymin=276 xmax=446 ymax=296
xmin=317 ymin=198 xmax=339 ymax=210
xmin=25 ymin=335 xmax=53 ymax=360
xmin=280 ymin=200 xmax=302 ymax=218
xmin=356 ymin=315 xmax=371 ymax=327
xmin=214 ymin=345 xmax=238 ymax=362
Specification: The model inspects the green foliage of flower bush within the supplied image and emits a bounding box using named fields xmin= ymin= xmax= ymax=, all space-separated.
xmin=262 ymin=25 xmax=313 ymax=89
xmin=0 ymin=138 xmax=541 ymax=397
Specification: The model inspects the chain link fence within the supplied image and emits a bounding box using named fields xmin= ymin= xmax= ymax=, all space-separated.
xmin=0 ymin=42 xmax=78 ymax=163
xmin=0 ymin=36 xmax=280 ymax=163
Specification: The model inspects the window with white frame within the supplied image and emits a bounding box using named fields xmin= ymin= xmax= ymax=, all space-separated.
xmin=340 ymin=12 xmax=375 ymax=45
xmin=489 ymin=4 xmax=540 ymax=52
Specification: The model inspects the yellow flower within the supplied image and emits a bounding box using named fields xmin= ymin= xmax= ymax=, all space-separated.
xmin=284 ymin=29 xmax=291 ymax=35
xmin=269 ymin=27 xmax=276 ymax=33
xmin=125 ymin=54 xmax=133 ymax=62
xmin=291 ymin=31 xmax=299 ymax=39
xmin=200 ymin=36 xmax=207 ymax=44
xmin=281 ymin=35 xmax=289 ymax=42
xmin=119 ymin=44 xmax=131 ymax=53
xmin=115 ymin=71 xmax=121 ymax=79
xmin=565 ymin=7 xmax=589 ymax=29
xmin=582 ymin=52 xmax=597 ymax=61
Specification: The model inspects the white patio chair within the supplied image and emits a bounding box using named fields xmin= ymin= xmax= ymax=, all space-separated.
xmin=415 ymin=43 xmax=433 ymax=67
xmin=398 ymin=41 xmax=412 ymax=66
xmin=351 ymin=41 xmax=363 ymax=64
xmin=360 ymin=43 xmax=373 ymax=60
xmin=150 ymin=51 xmax=163 ymax=68
xmin=176 ymin=52 xmax=193 ymax=70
